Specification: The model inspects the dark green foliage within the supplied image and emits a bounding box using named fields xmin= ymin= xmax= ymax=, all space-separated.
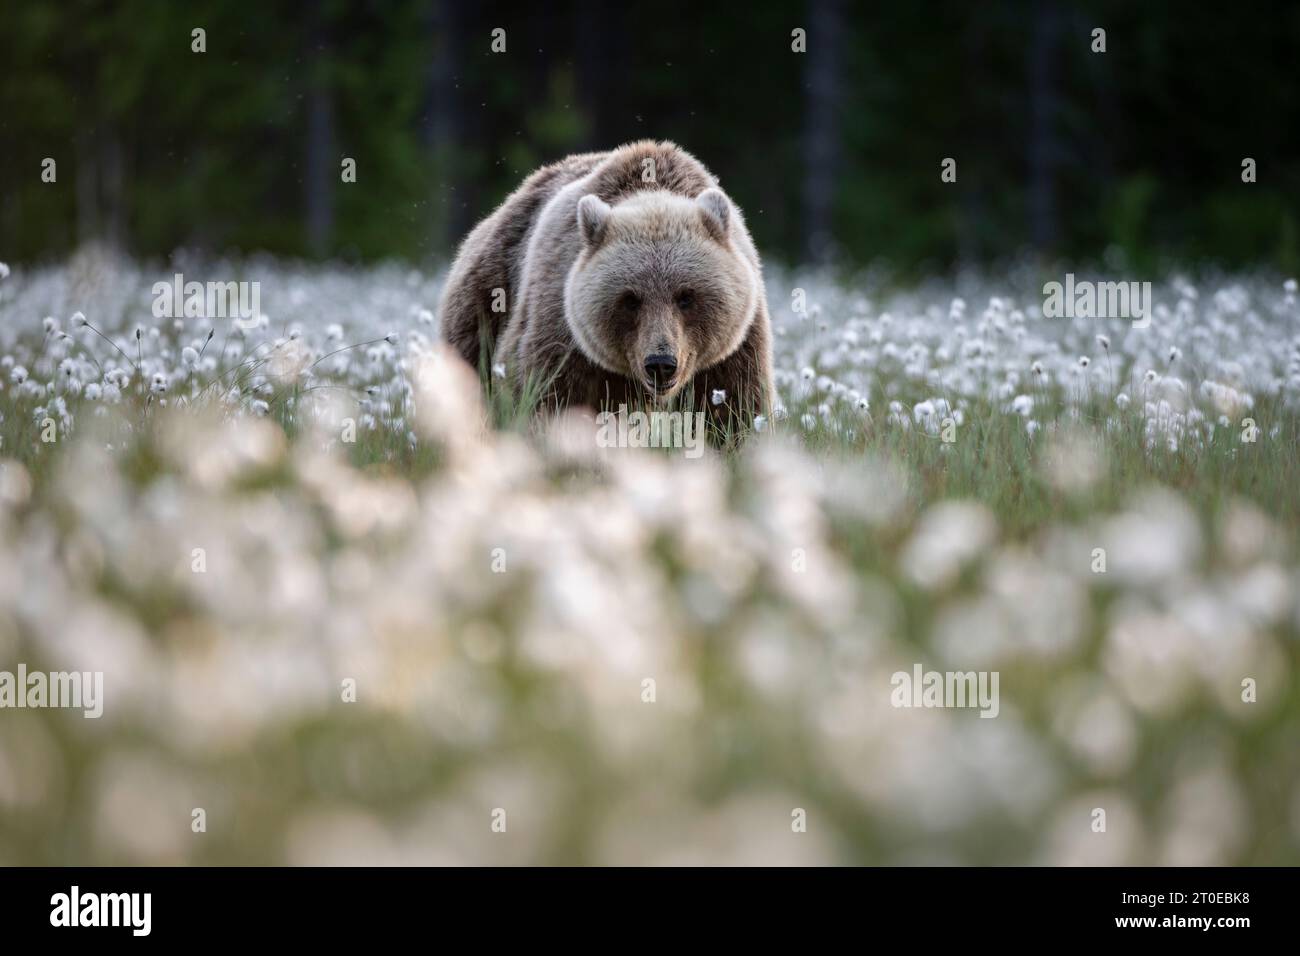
xmin=1 ymin=0 xmax=1297 ymax=271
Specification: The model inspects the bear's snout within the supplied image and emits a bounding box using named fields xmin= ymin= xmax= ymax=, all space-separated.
xmin=643 ymin=351 xmax=679 ymax=392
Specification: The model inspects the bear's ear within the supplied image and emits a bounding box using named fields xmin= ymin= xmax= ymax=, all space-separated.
xmin=577 ymin=194 xmax=612 ymax=248
xmin=695 ymin=188 xmax=731 ymax=241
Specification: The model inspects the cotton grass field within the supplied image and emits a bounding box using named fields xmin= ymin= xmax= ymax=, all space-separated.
xmin=1 ymin=246 xmax=1298 ymax=865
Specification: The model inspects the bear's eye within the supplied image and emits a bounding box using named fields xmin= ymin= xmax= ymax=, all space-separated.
xmin=675 ymin=290 xmax=696 ymax=311
xmin=618 ymin=291 xmax=641 ymax=313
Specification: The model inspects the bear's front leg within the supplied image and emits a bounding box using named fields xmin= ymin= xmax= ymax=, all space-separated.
xmin=688 ymin=310 xmax=775 ymax=437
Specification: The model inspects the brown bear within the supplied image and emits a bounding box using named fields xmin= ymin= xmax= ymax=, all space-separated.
xmin=438 ymin=140 xmax=775 ymax=428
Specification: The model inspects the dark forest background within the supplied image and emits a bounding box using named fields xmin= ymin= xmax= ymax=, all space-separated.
xmin=2 ymin=0 xmax=1298 ymax=275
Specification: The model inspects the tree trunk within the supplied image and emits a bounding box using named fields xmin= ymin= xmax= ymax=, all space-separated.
xmin=425 ymin=0 xmax=467 ymax=253
xmin=802 ymin=0 xmax=846 ymax=266
xmin=305 ymin=3 xmax=336 ymax=257
xmin=1028 ymin=1 xmax=1061 ymax=255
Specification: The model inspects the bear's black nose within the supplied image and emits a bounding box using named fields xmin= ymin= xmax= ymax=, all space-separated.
xmin=644 ymin=353 xmax=678 ymax=386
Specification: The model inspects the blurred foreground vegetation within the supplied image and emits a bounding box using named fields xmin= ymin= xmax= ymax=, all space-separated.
xmin=0 ymin=257 xmax=1297 ymax=864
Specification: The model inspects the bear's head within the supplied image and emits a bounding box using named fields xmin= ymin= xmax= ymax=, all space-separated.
xmin=564 ymin=187 xmax=757 ymax=402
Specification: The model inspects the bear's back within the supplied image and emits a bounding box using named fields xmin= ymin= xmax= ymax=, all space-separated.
xmin=495 ymin=151 xmax=608 ymax=301
xmin=582 ymin=140 xmax=718 ymax=205
xmin=460 ymin=140 xmax=717 ymax=312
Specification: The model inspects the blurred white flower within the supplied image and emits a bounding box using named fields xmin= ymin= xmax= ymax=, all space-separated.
xmin=900 ymin=501 xmax=996 ymax=589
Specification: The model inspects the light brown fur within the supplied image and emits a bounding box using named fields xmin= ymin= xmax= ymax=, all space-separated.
xmin=438 ymin=141 xmax=774 ymax=426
